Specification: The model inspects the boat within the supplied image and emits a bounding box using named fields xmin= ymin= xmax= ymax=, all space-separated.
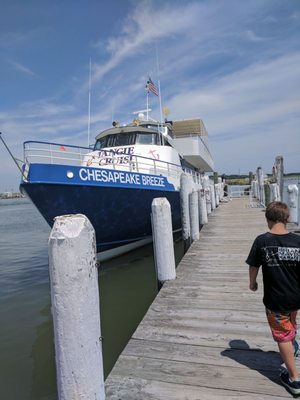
xmin=20 ymin=112 xmax=214 ymax=260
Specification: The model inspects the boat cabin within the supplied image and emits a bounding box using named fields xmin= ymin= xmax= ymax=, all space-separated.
xmin=94 ymin=121 xmax=173 ymax=150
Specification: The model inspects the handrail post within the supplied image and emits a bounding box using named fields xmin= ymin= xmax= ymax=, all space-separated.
xmin=50 ymin=144 xmax=53 ymax=164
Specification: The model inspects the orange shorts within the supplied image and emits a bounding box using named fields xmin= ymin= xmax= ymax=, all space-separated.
xmin=266 ymin=309 xmax=298 ymax=343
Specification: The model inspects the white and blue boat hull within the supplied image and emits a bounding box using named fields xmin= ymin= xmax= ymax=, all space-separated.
xmin=20 ymin=163 xmax=181 ymax=254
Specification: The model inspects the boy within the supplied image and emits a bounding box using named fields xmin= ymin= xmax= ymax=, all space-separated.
xmin=246 ymin=201 xmax=300 ymax=395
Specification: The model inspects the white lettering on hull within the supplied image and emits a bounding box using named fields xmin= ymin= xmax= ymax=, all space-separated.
xmin=79 ymin=168 xmax=165 ymax=188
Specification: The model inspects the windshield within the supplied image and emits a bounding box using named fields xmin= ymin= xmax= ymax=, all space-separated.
xmin=94 ymin=131 xmax=159 ymax=149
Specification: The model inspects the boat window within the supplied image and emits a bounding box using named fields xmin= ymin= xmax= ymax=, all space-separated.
xmin=94 ymin=132 xmax=137 ymax=149
xmin=136 ymin=133 xmax=158 ymax=145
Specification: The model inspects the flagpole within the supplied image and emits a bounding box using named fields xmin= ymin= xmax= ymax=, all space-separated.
xmin=146 ymin=90 xmax=149 ymax=121
xmin=87 ymin=58 xmax=92 ymax=147
xmin=155 ymin=44 xmax=164 ymax=124
xmin=158 ymin=80 xmax=163 ymax=123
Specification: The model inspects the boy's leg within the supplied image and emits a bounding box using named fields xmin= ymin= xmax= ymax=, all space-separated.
xmin=266 ymin=309 xmax=298 ymax=378
xmin=278 ymin=341 xmax=298 ymax=380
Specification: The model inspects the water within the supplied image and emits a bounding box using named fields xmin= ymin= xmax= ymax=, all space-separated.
xmin=0 ymin=198 xmax=184 ymax=400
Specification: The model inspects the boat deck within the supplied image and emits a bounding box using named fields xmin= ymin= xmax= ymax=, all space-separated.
xmin=105 ymin=198 xmax=296 ymax=399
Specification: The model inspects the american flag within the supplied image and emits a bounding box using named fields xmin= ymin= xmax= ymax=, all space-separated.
xmin=146 ymin=77 xmax=159 ymax=96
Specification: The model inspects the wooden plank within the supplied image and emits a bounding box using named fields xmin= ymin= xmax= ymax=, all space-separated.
xmin=132 ymin=320 xmax=278 ymax=351
xmin=108 ymin=355 xmax=290 ymax=397
xmin=106 ymin=376 xmax=291 ymax=400
xmin=141 ymin=305 xmax=268 ymax=323
xmin=123 ymin=339 xmax=281 ymax=371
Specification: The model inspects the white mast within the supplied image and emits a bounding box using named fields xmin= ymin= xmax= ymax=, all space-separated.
xmin=87 ymin=58 xmax=92 ymax=147
xmin=158 ymin=80 xmax=163 ymax=123
xmin=146 ymin=89 xmax=149 ymax=121
xmin=155 ymin=45 xmax=163 ymax=123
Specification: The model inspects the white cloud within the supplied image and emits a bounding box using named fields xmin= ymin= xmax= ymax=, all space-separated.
xmin=165 ymin=51 xmax=300 ymax=173
xmin=92 ymin=2 xmax=202 ymax=82
xmin=9 ymin=60 xmax=36 ymax=76
xmin=246 ymin=30 xmax=264 ymax=42
xmin=168 ymin=52 xmax=300 ymax=128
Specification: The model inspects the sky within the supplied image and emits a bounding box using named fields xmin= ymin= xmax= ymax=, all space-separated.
xmin=0 ymin=0 xmax=300 ymax=191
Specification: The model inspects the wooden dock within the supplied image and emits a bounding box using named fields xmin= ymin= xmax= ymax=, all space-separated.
xmin=105 ymin=198 xmax=296 ymax=399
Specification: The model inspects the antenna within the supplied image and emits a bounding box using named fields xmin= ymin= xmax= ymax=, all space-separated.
xmin=87 ymin=58 xmax=92 ymax=147
xmin=155 ymin=44 xmax=163 ymax=124
xmin=133 ymin=108 xmax=152 ymax=114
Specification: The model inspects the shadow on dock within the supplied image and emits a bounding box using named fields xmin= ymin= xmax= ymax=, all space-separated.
xmin=221 ymin=339 xmax=282 ymax=386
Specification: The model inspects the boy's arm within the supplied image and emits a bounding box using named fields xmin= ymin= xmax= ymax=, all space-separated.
xmin=249 ymin=266 xmax=259 ymax=291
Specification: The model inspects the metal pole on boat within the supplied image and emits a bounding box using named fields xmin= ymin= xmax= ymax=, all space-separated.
xmin=87 ymin=58 xmax=92 ymax=147
xmin=151 ymin=198 xmax=176 ymax=288
xmin=0 ymin=132 xmax=26 ymax=178
xmin=48 ymin=214 xmax=105 ymax=400
xmin=180 ymin=173 xmax=191 ymax=252
xmin=146 ymin=90 xmax=149 ymax=121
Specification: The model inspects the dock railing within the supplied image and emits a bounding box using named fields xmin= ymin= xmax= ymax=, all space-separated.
xmin=227 ymin=185 xmax=251 ymax=199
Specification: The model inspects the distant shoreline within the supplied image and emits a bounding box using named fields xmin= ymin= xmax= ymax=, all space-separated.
xmin=0 ymin=192 xmax=24 ymax=200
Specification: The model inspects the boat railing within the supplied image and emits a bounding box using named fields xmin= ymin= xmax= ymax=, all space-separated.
xmin=23 ymin=141 xmax=202 ymax=184
xmin=24 ymin=141 xmax=91 ymax=166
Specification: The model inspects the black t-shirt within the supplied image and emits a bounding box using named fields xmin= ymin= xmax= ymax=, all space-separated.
xmin=246 ymin=232 xmax=300 ymax=311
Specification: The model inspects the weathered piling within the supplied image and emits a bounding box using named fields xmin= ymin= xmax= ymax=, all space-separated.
xmin=218 ymin=177 xmax=224 ymax=200
xmin=256 ymin=167 xmax=265 ymax=205
xmin=213 ymin=171 xmax=218 ymax=184
xmin=210 ymin=184 xmax=216 ymax=210
xmin=252 ymin=179 xmax=258 ymax=199
xmin=180 ymin=173 xmax=192 ymax=251
xmin=249 ymin=171 xmax=253 ymax=185
xmin=48 ymin=214 xmax=105 ymax=400
xmin=273 ymin=156 xmax=284 ymax=200
xmin=198 ymin=188 xmax=208 ymax=225
xmin=270 ymin=183 xmax=280 ymax=202
xmin=202 ymin=176 xmax=212 ymax=214
xmin=287 ymin=184 xmax=299 ymax=224
xmin=189 ymin=190 xmax=199 ymax=242
xmin=151 ymin=198 xmax=176 ymax=285
xmin=264 ymin=183 xmax=271 ymax=206
xmin=215 ymin=183 xmax=220 ymax=207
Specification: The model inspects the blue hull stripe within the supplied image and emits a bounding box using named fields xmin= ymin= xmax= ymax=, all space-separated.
xmin=27 ymin=163 xmax=176 ymax=191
